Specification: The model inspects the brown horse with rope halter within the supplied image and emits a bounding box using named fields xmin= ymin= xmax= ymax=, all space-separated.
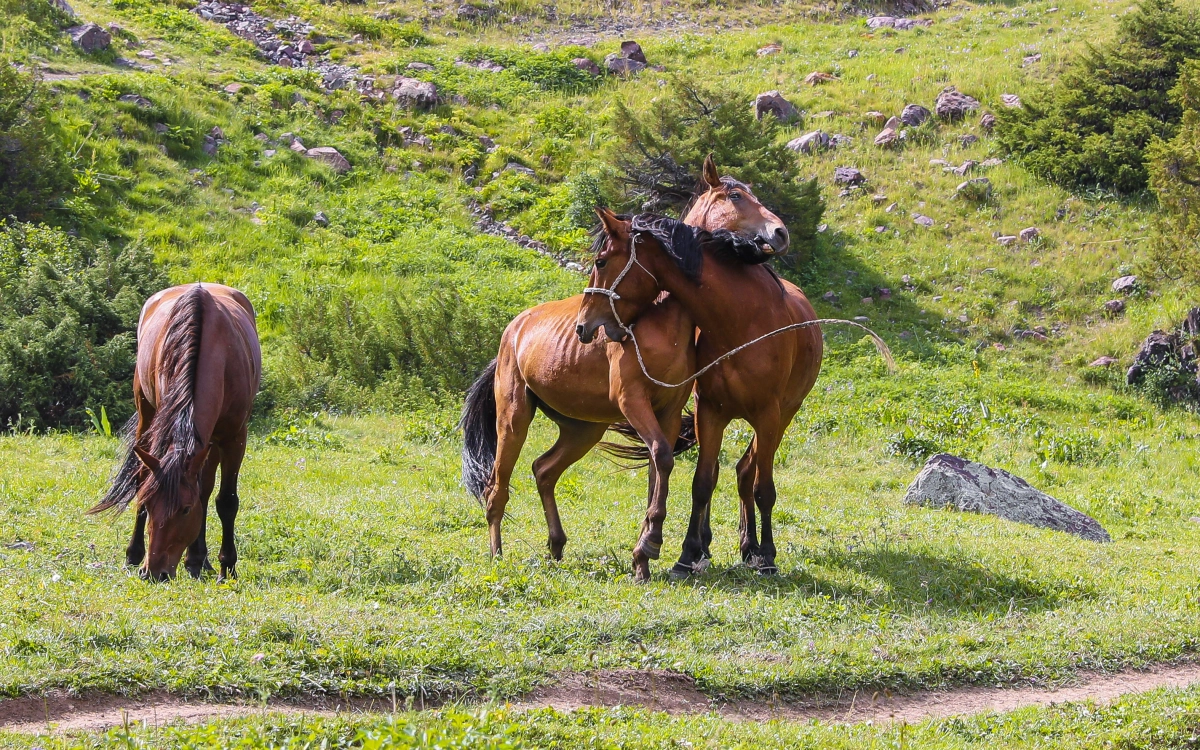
xmin=459 ymin=167 xmax=788 ymax=582
xmin=577 ymin=199 xmax=893 ymax=577
xmin=89 ymin=283 xmax=261 ymax=582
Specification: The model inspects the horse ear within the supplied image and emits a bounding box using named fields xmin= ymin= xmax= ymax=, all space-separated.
xmin=701 ymin=153 xmax=721 ymax=189
xmin=133 ymin=447 xmax=161 ymax=474
xmin=594 ymin=207 xmax=625 ymax=237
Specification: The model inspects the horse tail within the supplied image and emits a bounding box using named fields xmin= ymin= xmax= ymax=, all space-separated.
xmin=459 ymin=358 xmax=498 ymax=504
xmin=598 ymin=409 xmax=697 ymax=465
xmin=87 ymin=414 xmax=140 ymax=515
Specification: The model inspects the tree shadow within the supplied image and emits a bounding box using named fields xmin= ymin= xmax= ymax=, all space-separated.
xmin=679 ymin=545 xmax=1091 ymax=618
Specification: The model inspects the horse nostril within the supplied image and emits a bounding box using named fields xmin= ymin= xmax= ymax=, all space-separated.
xmin=576 ymin=324 xmax=585 ymax=338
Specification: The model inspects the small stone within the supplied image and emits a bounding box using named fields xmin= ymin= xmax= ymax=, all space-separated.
xmin=1103 ymin=299 xmax=1126 ymax=315
xmin=872 ymin=193 xmax=888 ymax=204
xmin=878 ymin=287 xmax=892 ymax=299
xmin=263 ymin=149 xmax=276 ymax=157
xmin=757 ymin=43 xmax=782 ymax=56
xmin=136 ymin=49 xmax=156 ymax=59
xmin=913 ymin=214 xmax=934 ymax=227
xmin=980 ymin=157 xmax=1004 ymax=167
xmin=605 ymin=54 xmax=646 ymax=75
xmin=1089 ymin=356 xmax=1118 ymax=367
xmin=874 ymin=226 xmax=886 ymax=234
xmin=407 ymin=61 xmax=435 ymax=72
xmin=874 ymin=127 xmax=901 ymax=148
xmin=313 ymin=211 xmax=329 ymax=226
xmin=505 ymin=162 xmax=536 ymax=176
xmin=394 ymin=77 xmax=438 ymax=108
xmin=306 ymin=147 xmax=351 ymax=173
xmin=833 ymin=167 xmax=866 ymax=186
xmin=117 ymin=94 xmax=152 ymax=108
xmin=67 ymin=23 xmax=111 ymax=53
xmin=862 ymin=295 xmax=875 ymax=303
xmin=955 ymin=177 xmax=992 ymax=201
xmin=980 ymin=112 xmax=997 ymax=132
xmin=864 ymin=111 xmax=886 ymax=124
xmin=854 ymin=316 xmax=870 ymax=323
xmin=804 ymin=71 xmax=838 ymax=85
xmin=1022 ymin=53 xmax=1042 ymax=66
xmin=930 ymin=158 xmax=950 ymax=167
xmin=866 ymin=16 xmax=896 ymax=28
xmin=224 ymin=82 xmax=245 ymax=94
xmin=787 ymin=130 xmax=830 ymax=154
xmin=936 ymin=86 xmax=981 ymax=121
xmin=1019 ymin=227 xmax=1040 ymax=242
xmin=754 ymin=90 xmax=799 ymax=121
xmin=298 ymin=39 xmax=315 ymax=54
xmin=532 ymin=42 xmax=550 ymax=52
xmin=900 ymin=104 xmax=931 ymax=126
xmin=289 ymin=139 xmax=307 ymax=153
xmin=572 ymin=57 xmax=601 ymax=76
xmin=1112 ymin=275 xmax=1138 ymax=295
xmin=1001 ymin=93 xmax=1022 ymax=108
xmin=959 ymin=134 xmax=979 ymax=147
xmin=822 ymin=291 xmax=839 ymax=303
xmin=620 ymin=40 xmax=647 ymax=63
xmin=902 ymin=274 xmax=913 ymax=284
xmin=997 ymin=235 xmax=1019 ymax=246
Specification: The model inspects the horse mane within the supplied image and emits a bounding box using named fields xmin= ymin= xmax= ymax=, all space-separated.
xmin=89 ymin=285 xmax=206 ymax=516
xmin=630 ymin=213 xmax=704 ymax=282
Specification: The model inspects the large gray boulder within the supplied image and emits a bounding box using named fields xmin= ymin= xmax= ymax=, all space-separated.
xmin=67 ymin=23 xmax=111 ymax=52
xmin=754 ymin=90 xmax=799 ymax=122
xmin=904 ymin=454 xmax=1111 ymax=542
xmin=393 ymin=77 xmax=438 ymax=108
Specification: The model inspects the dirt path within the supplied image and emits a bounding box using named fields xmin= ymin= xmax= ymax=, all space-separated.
xmin=5 ymin=662 xmax=1200 ymax=734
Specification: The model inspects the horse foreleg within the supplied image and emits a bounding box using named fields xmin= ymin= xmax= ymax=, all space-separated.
xmin=215 ymin=435 xmax=246 ymax=580
xmin=748 ymin=414 xmax=784 ymax=575
xmin=184 ymin=447 xmax=221 ymax=578
xmin=673 ymin=403 xmax=728 ymax=578
xmin=618 ymin=398 xmax=679 ymax=583
xmin=486 ymin=376 xmax=534 ymax=559
xmin=533 ymin=420 xmax=607 ymax=560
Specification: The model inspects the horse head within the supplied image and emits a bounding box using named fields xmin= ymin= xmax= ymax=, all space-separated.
xmin=575 ymin=208 xmax=669 ymax=344
xmin=135 ymin=444 xmax=210 ymax=581
xmin=683 ymin=154 xmax=789 ymax=256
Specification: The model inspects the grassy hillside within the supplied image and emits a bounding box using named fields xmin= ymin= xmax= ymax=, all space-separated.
xmin=3 ymin=0 xmax=1200 ymax=743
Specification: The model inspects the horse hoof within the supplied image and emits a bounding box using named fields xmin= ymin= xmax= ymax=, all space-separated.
xmin=757 ymin=564 xmax=779 ymax=576
xmin=670 ymin=558 xmax=711 ymax=579
xmin=635 ymin=539 xmax=662 ymax=561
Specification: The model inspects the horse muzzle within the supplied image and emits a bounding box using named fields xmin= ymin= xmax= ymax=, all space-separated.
xmin=576 ymin=322 xmax=599 ymax=344
xmin=758 ymin=226 xmax=790 ymax=256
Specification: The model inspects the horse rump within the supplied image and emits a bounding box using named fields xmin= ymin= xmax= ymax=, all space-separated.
xmin=459 ymin=359 xmax=498 ymax=503
xmin=599 ymin=410 xmax=696 ymax=465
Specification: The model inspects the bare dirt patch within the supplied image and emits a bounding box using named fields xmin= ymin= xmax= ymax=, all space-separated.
xmin=5 ymin=662 xmax=1200 ymax=734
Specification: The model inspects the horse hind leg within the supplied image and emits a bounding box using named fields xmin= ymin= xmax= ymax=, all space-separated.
xmin=619 ymin=399 xmax=681 ymax=583
xmin=532 ymin=420 xmax=607 ymax=561
xmin=215 ymin=436 xmax=246 ymax=580
xmin=736 ymin=439 xmax=760 ymax=566
xmin=486 ymin=381 xmax=535 ymax=559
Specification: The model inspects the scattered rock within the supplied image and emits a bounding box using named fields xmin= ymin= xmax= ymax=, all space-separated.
xmin=224 ymin=82 xmax=245 ymax=94
xmin=117 ymin=93 xmax=152 ymax=108
xmin=980 ymin=157 xmax=1004 ymax=167
xmin=864 ymin=110 xmax=886 ymax=124
xmin=456 ymin=2 xmax=496 ymax=22
xmin=757 ymin=43 xmax=782 ymax=57
xmin=853 ymin=316 xmax=870 ymax=323
xmin=900 ymin=104 xmax=931 ymax=126
xmin=930 ymin=158 xmax=950 ymax=167
xmin=904 ymin=454 xmax=1111 ymax=542
xmin=804 ymin=71 xmax=838 ymax=85
xmin=1001 ymin=93 xmax=1022 ymax=108
xmin=874 ymin=127 xmax=901 ymax=148
xmin=935 ymin=86 xmax=981 ymax=121
xmin=406 ymin=61 xmax=435 ymax=72
xmin=1103 ymin=299 xmax=1126 ymax=315
xmin=830 ymin=133 xmax=853 ymax=148
xmin=1089 ymin=356 xmax=1118 ymax=367
xmin=1019 ymin=226 xmax=1040 ymax=242
xmin=913 ymin=214 xmax=934 ymax=227
xmin=1022 ymin=53 xmax=1042 ymax=66
xmin=306 ymin=147 xmax=351 ymax=173
xmin=866 ymin=16 xmax=896 ymax=28
xmin=1111 ymin=275 xmax=1138 ymax=295
xmin=787 ymin=130 xmax=830 ymax=154
xmin=620 ymin=40 xmax=647 ymax=63
xmin=604 ymin=54 xmax=645 ymax=75
xmin=955 ymin=177 xmax=992 ymax=201
xmin=313 ymin=211 xmax=328 ymax=226
xmin=505 ymin=162 xmax=536 ymax=177
xmin=50 ymin=0 xmax=75 ymax=16
xmin=980 ymin=112 xmax=997 ymax=132
xmin=958 ymin=134 xmax=979 ymax=147
xmin=822 ymin=291 xmax=839 ymax=303
xmin=833 ymin=166 xmax=866 ymax=186
xmin=67 ymin=23 xmax=111 ymax=53
xmin=394 ymin=77 xmax=438 ymax=108
xmin=289 ymin=138 xmax=307 ymax=153
xmin=754 ymin=90 xmax=799 ymax=122
xmin=572 ymin=57 xmax=600 ymax=76
xmin=136 ymin=49 xmax=156 ymax=59
xmin=997 ymin=235 xmax=1018 ymax=246
xmin=1126 ymin=312 xmax=1200 ymax=406
xmin=951 ymin=160 xmax=978 ymax=175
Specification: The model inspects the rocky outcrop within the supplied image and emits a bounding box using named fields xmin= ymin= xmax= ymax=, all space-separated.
xmin=905 ymin=454 xmax=1111 ymax=542
xmin=754 ymin=90 xmax=799 ymax=121
xmin=67 ymin=23 xmax=111 ymax=52
xmin=935 ymin=86 xmax=980 ymax=121
xmin=394 ymin=77 xmax=438 ymax=108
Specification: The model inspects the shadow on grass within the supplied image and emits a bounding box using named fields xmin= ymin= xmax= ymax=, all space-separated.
xmin=682 ymin=546 xmax=1091 ymax=618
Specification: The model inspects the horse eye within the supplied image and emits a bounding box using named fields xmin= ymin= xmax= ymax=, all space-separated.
xmin=180 ymin=505 xmax=191 ymax=515
xmin=729 ymin=192 xmax=741 ymax=202
xmin=595 ymin=258 xmax=607 ymax=269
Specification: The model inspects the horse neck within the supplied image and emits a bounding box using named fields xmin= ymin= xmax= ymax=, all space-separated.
xmin=649 ymin=249 xmax=777 ymax=350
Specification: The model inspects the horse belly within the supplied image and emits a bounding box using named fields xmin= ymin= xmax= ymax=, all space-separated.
xmin=514 ymin=316 xmax=623 ymax=423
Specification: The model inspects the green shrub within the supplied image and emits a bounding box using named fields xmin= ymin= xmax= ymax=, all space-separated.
xmin=609 ymin=78 xmax=824 ymax=263
xmin=0 ymin=221 xmax=165 ymax=429
xmin=0 ymin=60 xmax=72 ymax=221
xmin=1146 ymin=61 xmax=1200 ymax=284
xmin=996 ymin=0 xmax=1200 ymax=194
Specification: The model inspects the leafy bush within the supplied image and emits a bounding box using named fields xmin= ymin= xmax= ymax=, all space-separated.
xmin=1146 ymin=60 xmax=1200 ymax=284
xmin=609 ymin=79 xmax=824 ymax=263
xmin=0 ymin=221 xmax=165 ymax=429
xmin=0 ymin=60 xmax=72 ymax=221
xmin=996 ymin=0 xmax=1200 ymax=194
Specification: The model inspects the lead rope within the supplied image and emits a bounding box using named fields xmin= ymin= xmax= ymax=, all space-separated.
xmin=582 ymin=235 xmax=897 ymax=390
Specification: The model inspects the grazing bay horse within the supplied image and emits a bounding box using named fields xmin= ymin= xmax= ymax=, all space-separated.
xmin=460 ymin=175 xmax=788 ymax=582
xmin=578 ymin=207 xmax=888 ymax=576
xmin=89 ymin=283 xmax=261 ymax=582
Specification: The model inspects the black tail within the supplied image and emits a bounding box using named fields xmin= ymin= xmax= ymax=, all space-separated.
xmin=87 ymin=414 xmax=140 ymax=515
xmin=598 ymin=410 xmax=697 ymax=465
xmin=459 ymin=359 xmax=498 ymax=503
